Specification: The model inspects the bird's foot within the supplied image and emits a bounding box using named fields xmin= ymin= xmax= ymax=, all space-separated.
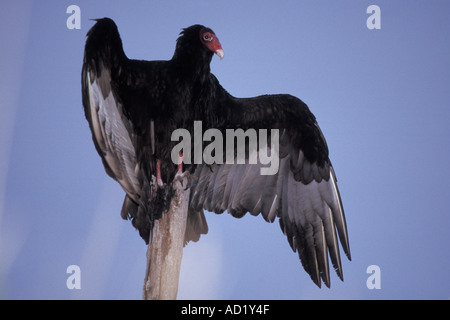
xmin=172 ymin=152 xmax=190 ymax=190
xmin=173 ymin=171 xmax=191 ymax=191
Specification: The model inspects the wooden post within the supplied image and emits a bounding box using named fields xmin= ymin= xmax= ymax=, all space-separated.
xmin=142 ymin=177 xmax=190 ymax=300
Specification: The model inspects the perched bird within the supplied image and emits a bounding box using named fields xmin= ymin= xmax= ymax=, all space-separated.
xmin=82 ymin=18 xmax=351 ymax=288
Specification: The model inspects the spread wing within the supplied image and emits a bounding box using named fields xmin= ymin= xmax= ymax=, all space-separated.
xmin=81 ymin=18 xmax=145 ymax=200
xmin=190 ymin=84 xmax=351 ymax=288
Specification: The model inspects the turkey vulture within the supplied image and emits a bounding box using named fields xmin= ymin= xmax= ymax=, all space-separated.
xmin=82 ymin=18 xmax=351 ymax=288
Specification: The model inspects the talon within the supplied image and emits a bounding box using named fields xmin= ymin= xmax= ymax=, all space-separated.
xmin=174 ymin=171 xmax=191 ymax=191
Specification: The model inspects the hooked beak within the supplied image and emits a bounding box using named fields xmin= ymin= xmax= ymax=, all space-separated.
xmin=215 ymin=49 xmax=224 ymax=60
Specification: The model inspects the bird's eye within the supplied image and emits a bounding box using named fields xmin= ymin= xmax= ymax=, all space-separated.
xmin=203 ymin=34 xmax=213 ymax=42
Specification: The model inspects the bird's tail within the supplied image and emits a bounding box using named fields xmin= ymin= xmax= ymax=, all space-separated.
xmin=184 ymin=208 xmax=209 ymax=245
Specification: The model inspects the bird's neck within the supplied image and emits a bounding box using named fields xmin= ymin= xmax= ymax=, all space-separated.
xmin=171 ymin=47 xmax=213 ymax=83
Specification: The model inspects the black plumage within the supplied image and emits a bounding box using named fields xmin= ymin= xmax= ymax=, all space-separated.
xmin=81 ymin=18 xmax=351 ymax=288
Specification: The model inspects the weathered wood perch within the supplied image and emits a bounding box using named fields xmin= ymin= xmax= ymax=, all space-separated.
xmin=142 ymin=177 xmax=190 ymax=300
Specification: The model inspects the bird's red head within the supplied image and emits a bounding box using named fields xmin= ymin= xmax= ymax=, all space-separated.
xmin=200 ymin=28 xmax=224 ymax=59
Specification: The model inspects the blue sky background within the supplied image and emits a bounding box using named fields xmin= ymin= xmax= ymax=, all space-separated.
xmin=1 ymin=1 xmax=449 ymax=299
